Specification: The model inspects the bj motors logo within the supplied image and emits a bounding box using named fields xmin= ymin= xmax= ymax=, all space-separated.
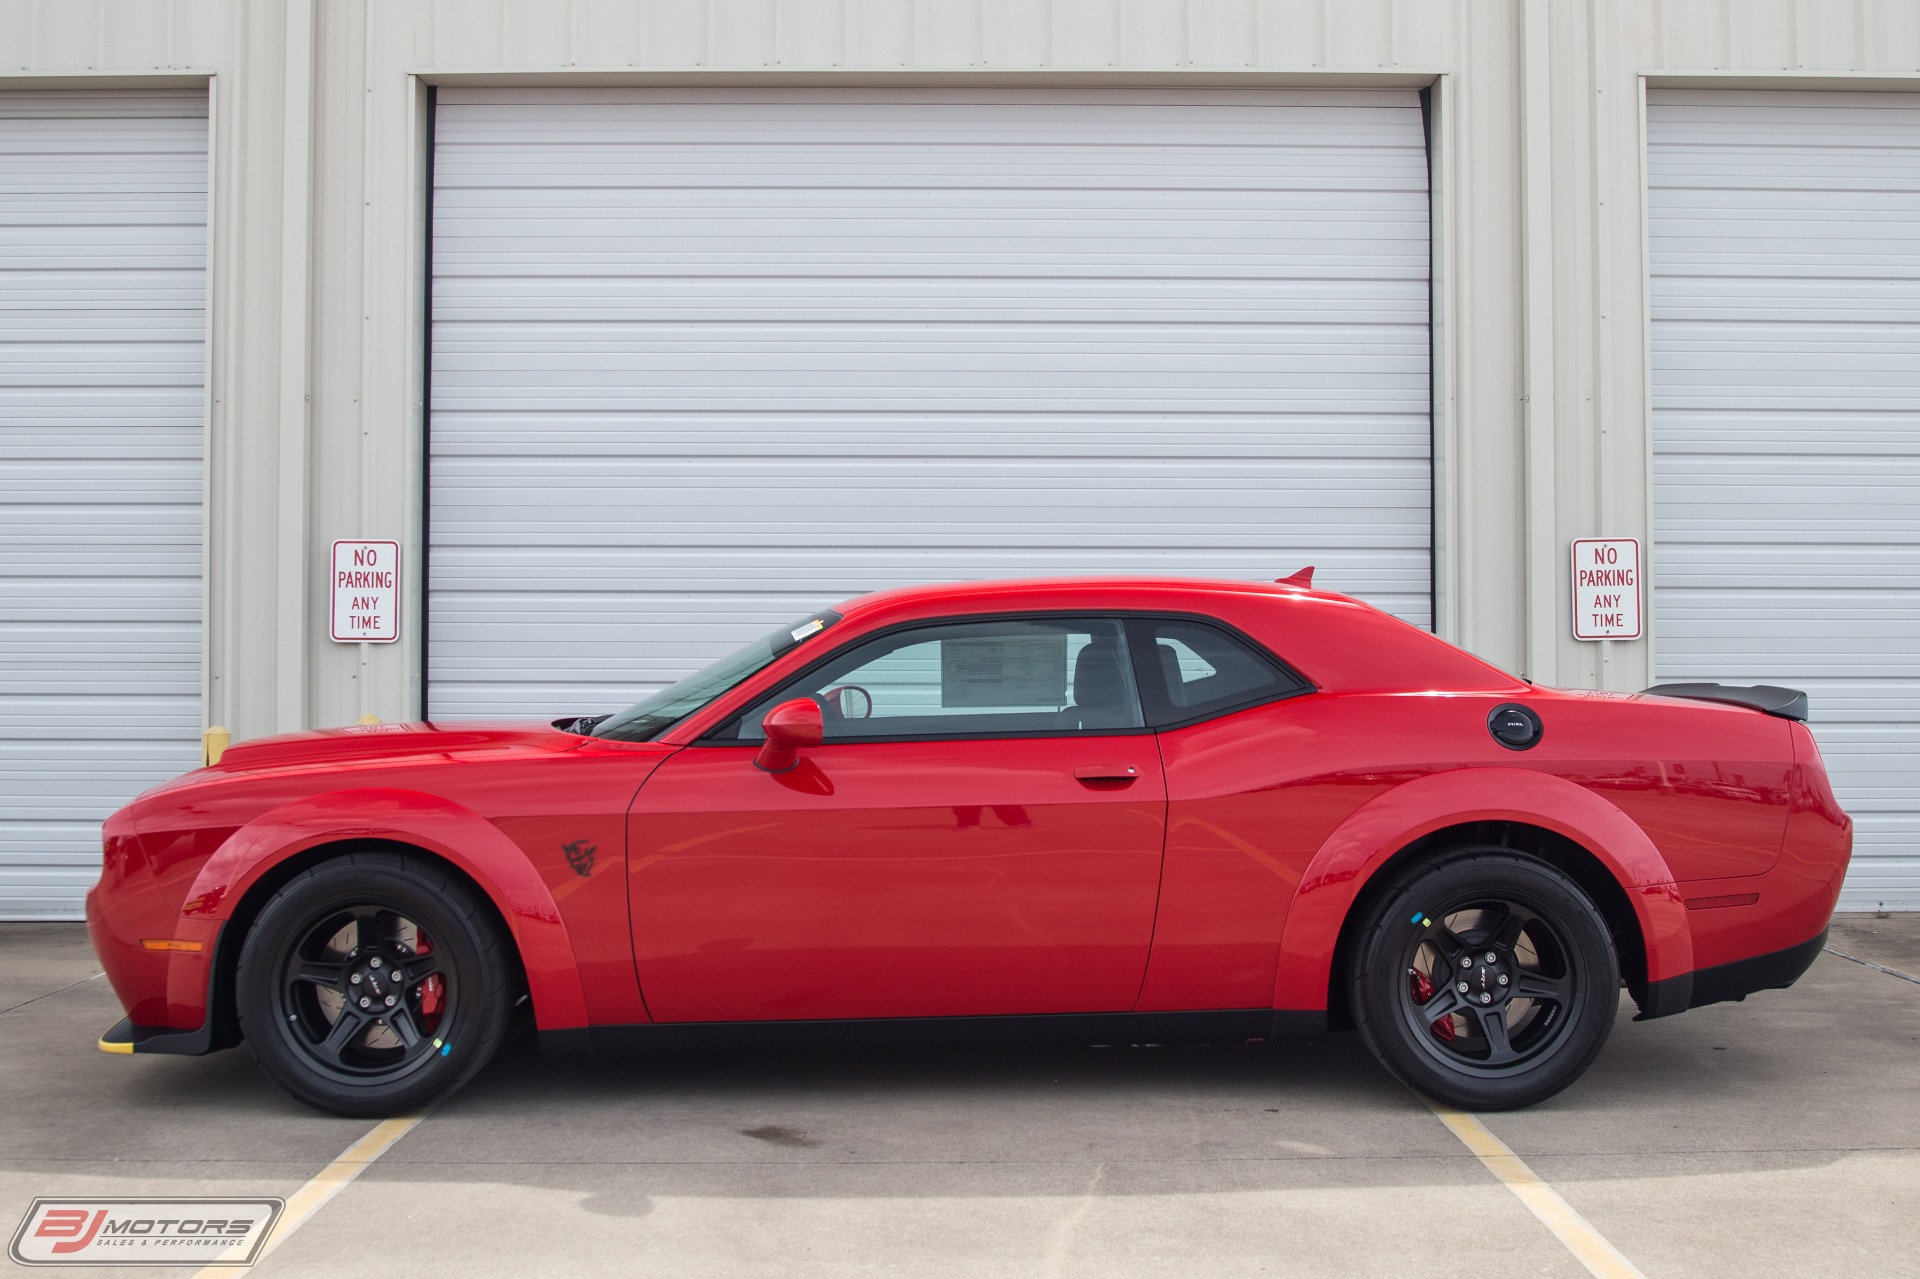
xmin=9 ymin=1198 xmax=282 ymax=1266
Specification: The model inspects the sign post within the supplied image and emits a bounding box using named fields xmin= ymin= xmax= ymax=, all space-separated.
xmin=1570 ymin=538 xmax=1641 ymax=641
xmin=329 ymin=540 xmax=400 ymax=644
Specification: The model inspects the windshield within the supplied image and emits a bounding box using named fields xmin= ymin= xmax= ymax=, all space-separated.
xmin=589 ymin=610 xmax=842 ymax=743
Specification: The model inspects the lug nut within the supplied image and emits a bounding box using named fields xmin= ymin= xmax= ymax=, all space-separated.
xmin=350 ymin=973 xmax=362 ymax=985
xmin=1484 ymin=952 xmax=1497 ymax=964
xmin=1460 ymin=957 xmax=1473 ymax=969
xmin=369 ymin=957 xmax=382 ymax=969
xmin=358 ymin=997 xmax=371 ymax=1009
xmin=1479 ymin=992 xmax=1493 ymax=1004
xmin=384 ymin=995 xmax=396 ymax=1007
xmin=1456 ymin=981 xmax=1469 ymax=993
xmin=1498 ymin=974 xmax=1510 ymax=986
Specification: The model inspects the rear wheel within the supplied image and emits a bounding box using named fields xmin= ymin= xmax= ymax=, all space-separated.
xmin=235 ymin=851 xmax=511 ymax=1116
xmin=1349 ymin=848 xmax=1619 ymax=1110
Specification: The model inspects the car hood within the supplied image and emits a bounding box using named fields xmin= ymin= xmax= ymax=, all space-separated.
xmin=205 ymin=720 xmax=588 ymax=778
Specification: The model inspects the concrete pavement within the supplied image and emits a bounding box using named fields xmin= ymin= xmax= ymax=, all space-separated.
xmin=2 ymin=917 xmax=1915 ymax=1277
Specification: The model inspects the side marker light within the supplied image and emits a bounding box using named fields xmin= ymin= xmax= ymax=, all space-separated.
xmin=140 ymin=939 xmax=205 ymax=952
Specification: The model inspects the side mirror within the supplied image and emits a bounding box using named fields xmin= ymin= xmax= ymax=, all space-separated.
xmin=821 ymin=684 xmax=873 ymax=720
xmin=754 ymin=698 xmax=824 ymax=774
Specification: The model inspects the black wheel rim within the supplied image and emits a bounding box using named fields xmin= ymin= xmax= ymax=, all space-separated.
xmin=1395 ymin=894 xmax=1583 ymax=1077
xmin=271 ymin=902 xmax=455 ymax=1085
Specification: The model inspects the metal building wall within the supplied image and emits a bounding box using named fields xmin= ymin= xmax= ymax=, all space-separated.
xmin=0 ymin=0 xmax=1916 ymax=746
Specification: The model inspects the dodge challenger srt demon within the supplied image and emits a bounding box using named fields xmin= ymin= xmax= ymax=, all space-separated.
xmin=88 ymin=576 xmax=1851 ymax=1116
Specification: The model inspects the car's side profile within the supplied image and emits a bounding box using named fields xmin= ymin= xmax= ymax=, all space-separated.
xmin=88 ymin=577 xmax=1852 ymax=1116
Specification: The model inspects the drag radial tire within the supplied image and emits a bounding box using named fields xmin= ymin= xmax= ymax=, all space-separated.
xmin=235 ymin=851 xmax=512 ymax=1117
xmin=1349 ymin=848 xmax=1620 ymax=1111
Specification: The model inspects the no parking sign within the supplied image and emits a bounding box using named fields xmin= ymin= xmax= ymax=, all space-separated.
xmin=329 ymin=540 xmax=400 ymax=643
xmin=1571 ymin=538 xmax=1641 ymax=641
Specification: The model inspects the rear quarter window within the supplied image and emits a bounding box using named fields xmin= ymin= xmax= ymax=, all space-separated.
xmin=1129 ymin=616 xmax=1310 ymax=727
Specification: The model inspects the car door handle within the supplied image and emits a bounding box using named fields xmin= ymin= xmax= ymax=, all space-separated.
xmin=1074 ymin=764 xmax=1142 ymax=782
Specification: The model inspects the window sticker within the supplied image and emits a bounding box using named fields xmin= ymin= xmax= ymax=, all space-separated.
xmin=790 ymin=618 xmax=825 ymax=643
xmin=940 ymin=633 xmax=1069 ymax=708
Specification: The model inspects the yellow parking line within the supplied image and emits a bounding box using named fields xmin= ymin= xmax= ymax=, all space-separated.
xmin=191 ymin=1113 xmax=425 ymax=1276
xmin=1426 ymin=1099 xmax=1647 ymax=1279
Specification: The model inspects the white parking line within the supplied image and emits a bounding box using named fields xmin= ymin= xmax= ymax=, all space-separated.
xmin=1425 ymin=1099 xmax=1647 ymax=1279
xmin=190 ymin=1113 xmax=425 ymax=1276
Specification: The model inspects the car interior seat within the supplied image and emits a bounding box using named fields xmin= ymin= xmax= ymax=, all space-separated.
xmin=1155 ymin=641 xmax=1187 ymax=708
xmin=1070 ymin=638 xmax=1133 ymax=729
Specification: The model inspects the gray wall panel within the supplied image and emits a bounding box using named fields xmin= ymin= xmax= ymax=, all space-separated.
xmin=429 ymin=89 xmax=1431 ymax=720
xmin=1650 ymin=91 xmax=1920 ymax=910
xmin=0 ymin=90 xmax=207 ymax=919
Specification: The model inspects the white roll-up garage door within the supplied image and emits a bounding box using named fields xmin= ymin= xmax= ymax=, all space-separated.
xmin=0 ymin=91 xmax=206 ymax=919
xmin=1649 ymin=90 xmax=1920 ymax=910
xmin=429 ymin=88 xmax=1431 ymax=719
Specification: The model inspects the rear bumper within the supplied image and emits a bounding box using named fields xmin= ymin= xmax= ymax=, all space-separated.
xmin=1636 ymin=927 xmax=1828 ymax=1020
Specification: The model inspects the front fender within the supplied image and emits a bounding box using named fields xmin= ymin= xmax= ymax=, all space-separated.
xmin=179 ymin=788 xmax=590 ymax=1031
xmin=1271 ymin=767 xmax=1692 ymax=1011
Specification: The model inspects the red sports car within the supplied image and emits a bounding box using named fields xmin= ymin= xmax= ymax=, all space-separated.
xmin=88 ymin=576 xmax=1851 ymax=1116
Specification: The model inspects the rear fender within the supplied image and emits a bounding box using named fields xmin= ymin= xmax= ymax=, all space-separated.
xmin=1272 ymin=767 xmax=1692 ymax=1010
xmin=178 ymin=788 xmax=590 ymax=1031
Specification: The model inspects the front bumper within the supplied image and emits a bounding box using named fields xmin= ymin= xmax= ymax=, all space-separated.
xmin=98 ymin=1015 xmax=217 ymax=1056
xmin=92 ymin=919 xmax=233 ymax=1057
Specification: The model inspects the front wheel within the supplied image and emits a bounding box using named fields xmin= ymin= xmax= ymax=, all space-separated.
xmin=1349 ymin=848 xmax=1620 ymax=1110
xmin=235 ymin=851 xmax=512 ymax=1116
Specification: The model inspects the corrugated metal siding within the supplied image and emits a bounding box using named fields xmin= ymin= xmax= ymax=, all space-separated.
xmin=1649 ymin=90 xmax=1920 ymax=910
xmin=0 ymin=90 xmax=207 ymax=919
xmin=428 ymin=88 xmax=1430 ymax=718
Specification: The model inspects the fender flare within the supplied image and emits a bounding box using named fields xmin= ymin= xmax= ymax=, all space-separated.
xmin=1271 ymin=767 xmax=1693 ymax=1011
xmin=179 ymin=788 xmax=590 ymax=1031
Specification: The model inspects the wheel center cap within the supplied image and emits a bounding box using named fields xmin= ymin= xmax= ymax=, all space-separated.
xmin=349 ymin=954 xmax=397 ymax=998
xmin=1468 ymin=953 xmax=1510 ymax=1005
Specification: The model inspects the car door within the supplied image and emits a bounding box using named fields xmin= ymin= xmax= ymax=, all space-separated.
xmin=627 ymin=615 xmax=1168 ymax=1023
xmin=1122 ymin=615 xmax=1324 ymax=1013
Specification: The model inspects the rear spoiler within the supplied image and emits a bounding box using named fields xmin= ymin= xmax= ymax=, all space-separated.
xmin=1640 ymin=683 xmax=1808 ymax=722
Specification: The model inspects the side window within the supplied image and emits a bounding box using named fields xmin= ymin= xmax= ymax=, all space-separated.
xmin=726 ymin=617 xmax=1144 ymax=741
xmin=1129 ymin=617 xmax=1307 ymax=726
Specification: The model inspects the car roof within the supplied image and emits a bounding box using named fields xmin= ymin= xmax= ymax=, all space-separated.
xmin=818 ymin=575 xmax=1527 ymax=697
xmin=833 ymin=574 xmax=1327 ymax=617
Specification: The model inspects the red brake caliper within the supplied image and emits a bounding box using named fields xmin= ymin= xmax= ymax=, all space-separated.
xmin=415 ymin=930 xmax=445 ymax=1029
xmin=1408 ymin=967 xmax=1456 ymax=1043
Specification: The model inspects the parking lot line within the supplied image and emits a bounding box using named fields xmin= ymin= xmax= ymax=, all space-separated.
xmin=1823 ymin=944 xmax=1920 ymax=985
xmin=1425 ymin=1099 xmax=1646 ymax=1279
xmin=1 ymin=971 xmax=102 ymax=1017
xmin=189 ymin=1112 xmax=425 ymax=1277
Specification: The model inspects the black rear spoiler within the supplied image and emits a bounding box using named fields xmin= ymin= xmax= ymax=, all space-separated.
xmin=1640 ymin=683 xmax=1808 ymax=722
